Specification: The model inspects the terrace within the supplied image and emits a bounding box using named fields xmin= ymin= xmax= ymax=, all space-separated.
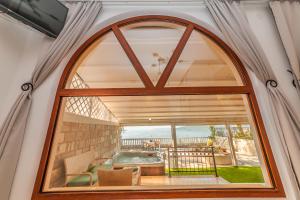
xmin=43 ymin=72 xmax=267 ymax=191
xmin=2 ymin=1 xmax=299 ymax=200
xmin=40 ymin=19 xmax=272 ymax=192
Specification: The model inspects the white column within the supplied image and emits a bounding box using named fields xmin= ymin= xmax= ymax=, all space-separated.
xmin=171 ymin=124 xmax=178 ymax=168
xmin=171 ymin=124 xmax=177 ymax=148
xmin=225 ymin=124 xmax=238 ymax=166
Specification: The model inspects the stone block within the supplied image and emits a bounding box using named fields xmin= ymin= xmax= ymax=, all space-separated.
xmin=64 ymin=132 xmax=76 ymax=142
xmin=55 ymin=133 xmax=64 ymax=143
xmin=58 ymin=143 xmax=67 ymax=154
xmin=61 ymin=123 xmax=72 ymax=132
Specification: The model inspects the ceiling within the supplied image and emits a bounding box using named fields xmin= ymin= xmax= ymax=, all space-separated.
xmin=71 ymin=21 xmax=243 ymax=88
xmin=100 ymin=94 xmax=250 ymax=124
xmin=67 ymin=21 xmax=249 ymax=125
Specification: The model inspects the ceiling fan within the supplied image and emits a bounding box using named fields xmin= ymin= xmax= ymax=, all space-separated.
xmin=150 ymin=52 xmax=191 ymax=82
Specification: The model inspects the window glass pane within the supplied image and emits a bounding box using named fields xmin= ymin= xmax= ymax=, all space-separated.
xmin=65 ymin=31 xmax=144 ymax=88
xmin=122 ymin=126 xmax=172 ymax=139
xmin=121 ymin=126 xmax=172 ymax=150
xmin=44 ymin=94 xmax=271 ymax=192
xmin=120 ymin=21 xmax=185 ymax=86
xmin=166 ymin=30 xmax=244 ymax=87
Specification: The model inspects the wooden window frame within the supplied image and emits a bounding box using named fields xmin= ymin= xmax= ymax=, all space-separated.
xmin=32 ymin=15 xmax=285 ymax=200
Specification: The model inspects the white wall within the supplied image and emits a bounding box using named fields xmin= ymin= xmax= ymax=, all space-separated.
xmin=0 ymin=3 xmax=299 ymax=200
xmin=0 ymin=15 xmax=50 ymax=125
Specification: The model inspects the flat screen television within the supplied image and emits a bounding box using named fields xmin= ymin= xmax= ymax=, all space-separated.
xmin=0 ymin=0 xmax=68 ymax=38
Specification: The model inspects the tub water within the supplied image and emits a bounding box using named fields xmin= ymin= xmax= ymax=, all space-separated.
xmin=113 ymin=152 xmax=162 ymax=164
xmin=112 ymin=151 xmax=165 ymax=176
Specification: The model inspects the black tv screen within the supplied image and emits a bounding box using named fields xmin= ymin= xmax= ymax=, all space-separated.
xmin=0 ymin=0 xmax=68 ymax=38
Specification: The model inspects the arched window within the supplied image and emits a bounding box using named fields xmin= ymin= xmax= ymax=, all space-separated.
xmin=33 ymin=16 xmax=284 ymax=200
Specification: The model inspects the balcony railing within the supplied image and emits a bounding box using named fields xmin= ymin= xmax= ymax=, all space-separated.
xmin=121 ymin=137 xmax=209 ymax=150
xmin=166 ymin=146 xmax=218 ymax=177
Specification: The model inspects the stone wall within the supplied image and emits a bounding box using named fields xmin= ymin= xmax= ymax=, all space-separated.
xmin=49 ymin=113 xmax=121 ymax=188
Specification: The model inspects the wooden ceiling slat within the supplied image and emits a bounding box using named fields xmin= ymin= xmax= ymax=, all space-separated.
xmin=104 ymin=101 xmax=244 ymax=108
xmin=109 ymin=106 xmax=245 ymax=112
xmin=120 ymin=118 xmax=249 ymax=125
xmin=100 ymin=96 xmax=243 ymax=102
xmin=113 ymin=109 xmax=246 ymax=116
xmin=116 ymin=112 xmax=247 ymax=117
xmin=117 ymin=114 xmax=248 ymax=120
xmin=105 ymin=105 xmax=245 ymax=109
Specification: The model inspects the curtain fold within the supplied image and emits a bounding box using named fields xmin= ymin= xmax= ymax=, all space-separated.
xmin=206 ymin=0 xmax=300 ymax=194
xmin=270 ymin=0 xmax=300 ymax=96
xmin=0 ymin=2 xmax=102 ymax=200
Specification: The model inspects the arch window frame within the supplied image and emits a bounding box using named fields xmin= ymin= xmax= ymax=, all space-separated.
xmin=32 ymin=15 xmax=285 ymax=200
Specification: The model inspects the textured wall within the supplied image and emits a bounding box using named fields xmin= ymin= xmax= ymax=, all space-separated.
xmin=49 ymin=118 xmax=120 ymax=188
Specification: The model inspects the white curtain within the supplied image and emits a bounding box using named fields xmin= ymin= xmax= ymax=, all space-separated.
xmin=270 ymin=0 xmax=300 ymax=95
xmin=0 ymin=2 xmax=102 ymax=200
xmin=205 ymin=0 xmax=300 ymax=194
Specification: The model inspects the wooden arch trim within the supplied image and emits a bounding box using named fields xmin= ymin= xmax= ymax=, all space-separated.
xmin=32 ymin=15 xmax=285 ymax=200
xmin=111 ymin=25 xmax=155 ymax=88
xmin=57 ymin=15 xmax=252 ymax=90
xmin=112 ymin=22 xmax=194 ymax=89
xmin=156 ymin=23 xmax=194 ymax=88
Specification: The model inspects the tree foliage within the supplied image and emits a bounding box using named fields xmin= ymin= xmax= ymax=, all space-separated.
xmin=209 ymin=126 xmax=217 ymax=139
xmin=234 ymin=124 xmax=253 ymax=139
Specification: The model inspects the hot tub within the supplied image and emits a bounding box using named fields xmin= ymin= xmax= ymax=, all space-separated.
xmin=112 ymin=151 xmax=165 ymax=176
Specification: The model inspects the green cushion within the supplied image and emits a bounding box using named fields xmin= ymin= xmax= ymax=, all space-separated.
xmin=87 ymin=163 xmax=101 ymax=173
xmin=67 ymin=173 xmax=98 ymax=187
xmin=66 ymin=160 xmax=113 ymax=187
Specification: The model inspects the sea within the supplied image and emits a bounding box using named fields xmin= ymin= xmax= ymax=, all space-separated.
xmin=121 ymin=125 xmax=216 ymax=139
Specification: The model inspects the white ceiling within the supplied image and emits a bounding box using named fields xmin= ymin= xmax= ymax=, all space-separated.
xmin=100 ymin=95 xmax=249 ymax=124
xmin=72 ymin=21 xmax=242 ymax=88
xmin=69 ymin=22 xmax=248 ymax=124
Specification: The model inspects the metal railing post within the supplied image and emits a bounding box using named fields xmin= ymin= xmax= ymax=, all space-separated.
xmin=167 ymin=147 xmax=171 ymax=177
xmin=211 ymin=146 xmax=218 ymax=177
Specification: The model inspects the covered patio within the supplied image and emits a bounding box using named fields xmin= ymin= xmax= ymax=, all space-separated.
xmin=2 ymin=0 xmax=300 ymax=200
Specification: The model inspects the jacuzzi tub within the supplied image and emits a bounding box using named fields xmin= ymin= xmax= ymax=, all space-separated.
xmin=112 ymin=151 xmax=165 ymax=176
